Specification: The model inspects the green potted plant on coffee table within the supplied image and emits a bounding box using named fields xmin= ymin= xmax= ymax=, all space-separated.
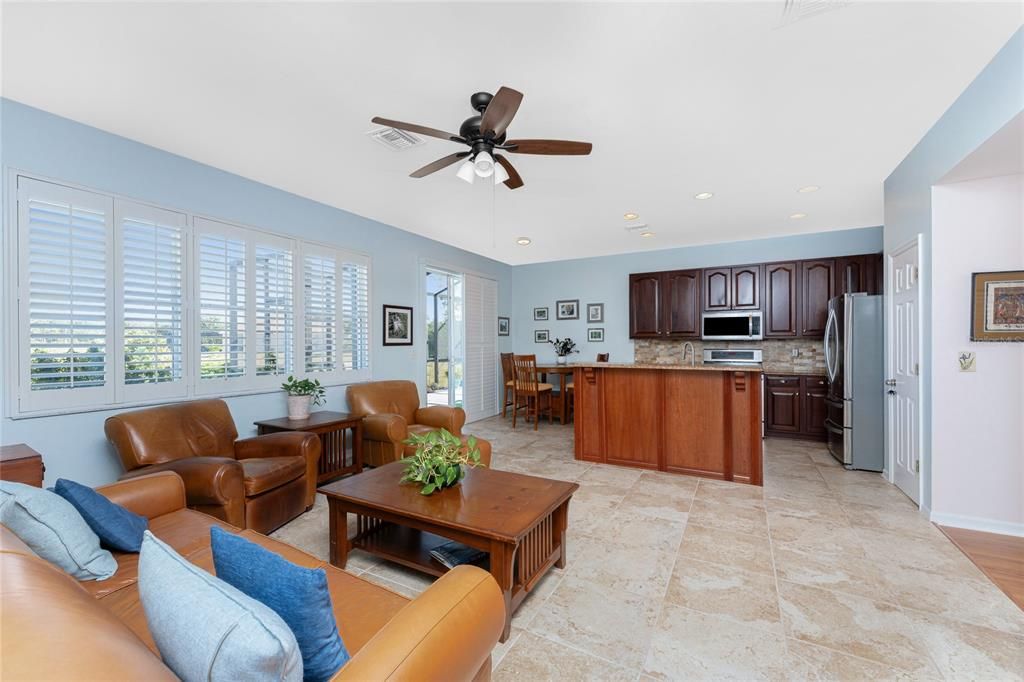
xmin=401 ymin=429 xmax=482 ymax=495
xmin=281 ymin=375 xmax=326 ymax=420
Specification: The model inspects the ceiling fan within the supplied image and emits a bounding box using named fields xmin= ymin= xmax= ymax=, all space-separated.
xmin=371 ymin=87 xmax=592 ymax=190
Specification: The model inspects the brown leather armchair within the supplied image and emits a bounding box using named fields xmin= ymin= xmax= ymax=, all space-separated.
xmin=347 ymin=380 xmax=491 ymax=467
xmin=104 ymin=399 xmax=320 ymax=534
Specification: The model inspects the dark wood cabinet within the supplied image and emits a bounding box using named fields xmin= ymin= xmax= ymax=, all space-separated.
xmin=629 ymin=270 xmax=700 ymax=339
xmin=703 ymin=265 xmax=761 ymax=312
xmin=629 ymin=272 xmax=662 ymax=338
xmin=765 ymin=376 xmax=801 ymax=434
xmin=663 ymin=270 xmax=701 ymax=337
xmin=836 ymin=253 xmax=884 ymax=296
xmin=764 ymin=374 xmax=827 ymax=441
xmin=802 ymin=375 xmax=828 ymax=439
xmin=800 ymin=259 xmax=835 ymax=337
xmin=764 ymin=262 xmax=798 ymax=337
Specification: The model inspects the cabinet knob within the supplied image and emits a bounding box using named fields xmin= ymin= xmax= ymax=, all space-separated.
xmin=779 ymin=380 xmax=786 ymax=384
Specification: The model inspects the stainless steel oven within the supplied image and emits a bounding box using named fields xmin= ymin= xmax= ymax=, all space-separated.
xmin=701 ymin=311 xmax=763 ymax=341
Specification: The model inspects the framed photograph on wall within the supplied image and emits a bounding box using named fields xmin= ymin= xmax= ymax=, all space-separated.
xmin=556 ymin=299 xmax=579 ymax=320
xmin=587 ymin=303 xmax=604 ymax=323
xmin=588 ymin=327 xmax=605 ymax=343
xmin=382 ymin=305 xmax=414 ymax=346
xmin=533 ymin=307 xmax=549 ymax=321
xmin=535 ymin=329 xmax=550 ymax=343
xmin=971 ymin=270 xmax=1024 ymax=341
xmin=498 ymin=316 xmax=510 ymax=336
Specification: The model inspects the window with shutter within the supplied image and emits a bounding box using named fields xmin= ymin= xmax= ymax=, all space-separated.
xmin=303 ymin=251 xmax=337 ymax=374
xmin=302 ymin=245 xmax=370 ymax=382
xmin=341 ymin=258 xmax=370 ymax=372
xmin=195 ymin=218 xmax=247 ymax=386
xmin=254 ymin=239 xmax=294 ymax=380
xmin=118 ymin=201 xmax=187 ymax=399
xmin=17 ymin=178 xmax=114 ymax=411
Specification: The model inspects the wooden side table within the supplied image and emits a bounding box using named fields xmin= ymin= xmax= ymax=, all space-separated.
xmin=255 ymin=412 xmax=363 ymax=483
xmin=0 ymin=444 xmax=45 ymax=487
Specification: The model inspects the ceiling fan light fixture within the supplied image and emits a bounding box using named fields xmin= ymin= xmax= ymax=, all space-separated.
xmin=474 ymin=151 xmax=495 ymax=177
xmin=456 ymin=159 xmax=476 ymax=184
xmin=494 ymin=161 xmax=510 ymax=184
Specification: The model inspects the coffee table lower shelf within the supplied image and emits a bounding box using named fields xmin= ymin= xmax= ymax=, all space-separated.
xmin=352 ymin=521 xmax=489 ymax=577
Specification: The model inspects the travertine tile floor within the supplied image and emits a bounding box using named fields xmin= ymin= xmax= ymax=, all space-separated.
xmin=272 ymin=416 xmax=1024 ymax=681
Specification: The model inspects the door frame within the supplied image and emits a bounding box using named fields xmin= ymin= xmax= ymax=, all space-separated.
xmin=884 ymin=235 xmax=925 ymax=507
xmin=419 ymin=262 xmax=464 ymax=408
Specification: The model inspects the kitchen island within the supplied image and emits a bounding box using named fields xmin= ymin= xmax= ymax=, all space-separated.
xmin=572 ymin=363 xmax=763 ymax=486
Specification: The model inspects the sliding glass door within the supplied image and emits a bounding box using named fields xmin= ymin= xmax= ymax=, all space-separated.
xmin=425 ymin=269 xmax=463 ymax=407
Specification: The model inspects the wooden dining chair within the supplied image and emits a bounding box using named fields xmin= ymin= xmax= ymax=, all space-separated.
xmin=511 ymin=354 xmax=553 ymax=430
xmin=500 ymin=352 xmax=515 ymax=418
xmin=596 ymin=353 xmax=610 ymax=362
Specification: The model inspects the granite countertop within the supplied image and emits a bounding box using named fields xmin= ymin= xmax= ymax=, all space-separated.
xmin=569 ymin=362 xmax=762 ymax=373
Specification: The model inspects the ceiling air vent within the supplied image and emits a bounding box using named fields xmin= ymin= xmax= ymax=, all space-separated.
xmin=777 ymin=0 xmax=850 ymax=27
xmin=367 ymin=127 xmax=424 ymax=151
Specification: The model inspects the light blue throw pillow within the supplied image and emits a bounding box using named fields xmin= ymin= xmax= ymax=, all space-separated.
xmin=138 ymin=531 xmax=303 ymax=682
xmin=211 ymin=526 xmax=350 ymax=681
xmin=0 ymin=481 xmax=116 ymax=581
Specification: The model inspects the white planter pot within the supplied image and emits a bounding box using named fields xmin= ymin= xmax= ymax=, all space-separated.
xmin=287 ymin=395 xmax=312 ymax=420
xmin=556 ymin=356 xmax=567 ymax=365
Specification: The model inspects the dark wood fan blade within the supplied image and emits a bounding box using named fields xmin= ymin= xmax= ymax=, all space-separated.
xmin=505 ymin=139 xmax=593 ymax=155
xmin=372 ymin=117 xmax=465 ymax=143
xmin=409 ymin=152 xmax=470 ymax=178
xmin=495 ymin=155 xmax=524 ymax=189
xmin=480 ymin=87 xmax=523 ymax=138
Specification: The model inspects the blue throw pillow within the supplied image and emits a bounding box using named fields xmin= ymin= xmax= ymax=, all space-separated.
xmin=53 ymin=479 xmax=148 ymax=553
xmin=210 ymin=527 xmax=349 ymax=682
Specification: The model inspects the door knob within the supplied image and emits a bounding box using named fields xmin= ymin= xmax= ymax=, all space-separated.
xmin=887 ymin=389 xmax=896 ymax=396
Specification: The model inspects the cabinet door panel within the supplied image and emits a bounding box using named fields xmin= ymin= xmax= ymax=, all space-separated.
xmin=732 ymin=265 xmax=761 ymax=310
xmin=664 ymin=270 xmax=701 ymax=337
xmin=836 ymin=256 xmax=865 ymax=297
xmin=764 ymin=262 xmax=798 ymax=337
xmin=800 ymin=259 xmax=835 ymax=336
xmin=802 ymin=376 xmax=828 ymax=439
xmin=603 ymin=369 xmax=661 ymax=468
xmin=703 ymin=268 xmax=731 ymax=311
xmin=663 ymin=371 xmax=725 ymax=476
xmin=629 ymin=273 xmax=662 ymax=338
xmin=765 ymin=377 xmax=801 ymax=433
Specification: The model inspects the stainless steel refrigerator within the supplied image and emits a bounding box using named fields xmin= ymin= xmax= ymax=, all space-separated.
xmin=824 ymin=293 xmax=884 ymax=470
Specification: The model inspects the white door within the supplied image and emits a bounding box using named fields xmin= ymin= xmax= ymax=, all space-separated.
xmin=887 ymin=238 xmax=922 ymax=504
xmin=463 ymin=274 xmax=498 ymax=423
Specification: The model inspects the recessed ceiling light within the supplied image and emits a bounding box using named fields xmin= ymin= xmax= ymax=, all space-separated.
xmin=516 ymin=237 xmax=532 ymax=246
xmin=790 ymin=213 xmax=808 ymax=219
xmin=694 ymin=192 xmax=714 ymax=200
xmin=623 ymin=212 xmax=639 ymax=220
xmin=640 ymin=230 xmax=655 ymax=238
xmin=797 ymin=185 xmax=820 ymax=193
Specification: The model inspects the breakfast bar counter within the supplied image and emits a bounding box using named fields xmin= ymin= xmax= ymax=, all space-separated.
xmin=572 ymin=363 xmax=763 ymax=485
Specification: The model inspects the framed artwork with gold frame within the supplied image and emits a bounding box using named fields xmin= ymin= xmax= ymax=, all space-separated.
xmin=970 ymin=270 xmax=1024 ymax=342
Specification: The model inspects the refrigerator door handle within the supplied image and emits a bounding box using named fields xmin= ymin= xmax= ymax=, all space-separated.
xmin=824 ymin=308 xmax=838 ymax=382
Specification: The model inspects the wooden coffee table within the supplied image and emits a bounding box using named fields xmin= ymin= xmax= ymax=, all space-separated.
xmin=319 ymin=461 xmax=578 ymax=641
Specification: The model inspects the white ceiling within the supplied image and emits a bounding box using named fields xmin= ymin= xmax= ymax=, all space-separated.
xmin=2 ymin=2 xmax=1021 ymax=265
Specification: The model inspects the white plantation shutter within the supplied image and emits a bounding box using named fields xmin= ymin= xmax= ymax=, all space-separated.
xmin=17 ymin=178 xmax=114 ymax=411
xmin=118 ymin=201 xmax=187 ymax=400
xmin=302 ymin=245 xmax=370 ymax=382
xmin=254 ymin=239 xmax=295 ymax=381
xmin=341 ymin=257 xmax=370 ymax=373
xmin=463 ymin=274 xmax=498 ymax=422
xmin=303 ymin=251 xmax=337 ymax=374
xmin=195 ymin=218 xmax=247 ymax=388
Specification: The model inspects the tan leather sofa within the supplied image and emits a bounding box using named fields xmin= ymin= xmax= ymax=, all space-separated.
xmin=347 ymin=380 xmax=492 ymax=467
xmin=0 ymin=472 xmax=504 ymax=681
xmin=105 ymin=399 xmax=321 ymax=534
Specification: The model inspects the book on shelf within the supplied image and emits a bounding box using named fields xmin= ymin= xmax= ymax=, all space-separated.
xmin=429 ymin=540 xmax=486 ymax=570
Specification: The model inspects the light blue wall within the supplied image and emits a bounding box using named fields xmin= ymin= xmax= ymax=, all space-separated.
xmin=883 ymin=28 xmax=1024 ymax=511
xmin=510 ymin=227 xmax=883 ymax=362
xmin=0 ymin=98 xmax=516 ymax=486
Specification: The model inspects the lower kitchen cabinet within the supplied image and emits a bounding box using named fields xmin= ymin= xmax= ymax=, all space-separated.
xmin=764 ymin=374 xmax=828 ymax=441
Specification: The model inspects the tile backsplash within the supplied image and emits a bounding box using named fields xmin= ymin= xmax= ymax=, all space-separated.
xmin=634 ymin=338 xmax=825 ymax=374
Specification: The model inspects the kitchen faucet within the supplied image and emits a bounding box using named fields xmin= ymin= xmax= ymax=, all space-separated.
xmin=681 ymin=342 xmax=696 ymax=366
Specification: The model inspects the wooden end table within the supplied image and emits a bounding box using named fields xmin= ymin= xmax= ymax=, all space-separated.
xmin=0 ymin=444 xmax=45 ymax=487
xmin=255 ymin=412 xmax=363 ymax=483
xmin=319 ymin=462 xmax=578 ymax=641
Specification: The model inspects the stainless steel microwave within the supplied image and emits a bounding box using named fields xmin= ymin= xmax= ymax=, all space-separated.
xmin=701 ymin=311 xmax=763 ymax=340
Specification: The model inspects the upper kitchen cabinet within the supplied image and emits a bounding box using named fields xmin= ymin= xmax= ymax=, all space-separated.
xmin=629 ymin=272 xmax=663 ymax=338
xmin=663 ymin=270 xmax=702 ymax=337
xmin=799 ymin=259 xmax=835 ymax=336
xmin=629 ymin=270 xmax=701 ymax=339
xmin=837 ymin=253 xmax=884 ymax=296
xmin=764 ymin=262 xmax=799 ymax=337
xmin=702 ymin=265 xmax=761 ymax=312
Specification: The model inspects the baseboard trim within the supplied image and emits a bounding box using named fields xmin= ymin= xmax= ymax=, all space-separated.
xmin=930 ymin=512 xmax=1024 ymax=538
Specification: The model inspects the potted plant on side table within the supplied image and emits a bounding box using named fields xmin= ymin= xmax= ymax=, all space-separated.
xmin=401 ymin=429 xmax=482 ymax=495
xmin=549 ymin=337 xmax=579 ymax=365
xmin=281 ymin=375 xmax=326 ymax=420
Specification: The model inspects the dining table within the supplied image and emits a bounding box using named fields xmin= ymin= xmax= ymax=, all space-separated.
xmin=535 ymin=363 xmax=575 ymax=424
